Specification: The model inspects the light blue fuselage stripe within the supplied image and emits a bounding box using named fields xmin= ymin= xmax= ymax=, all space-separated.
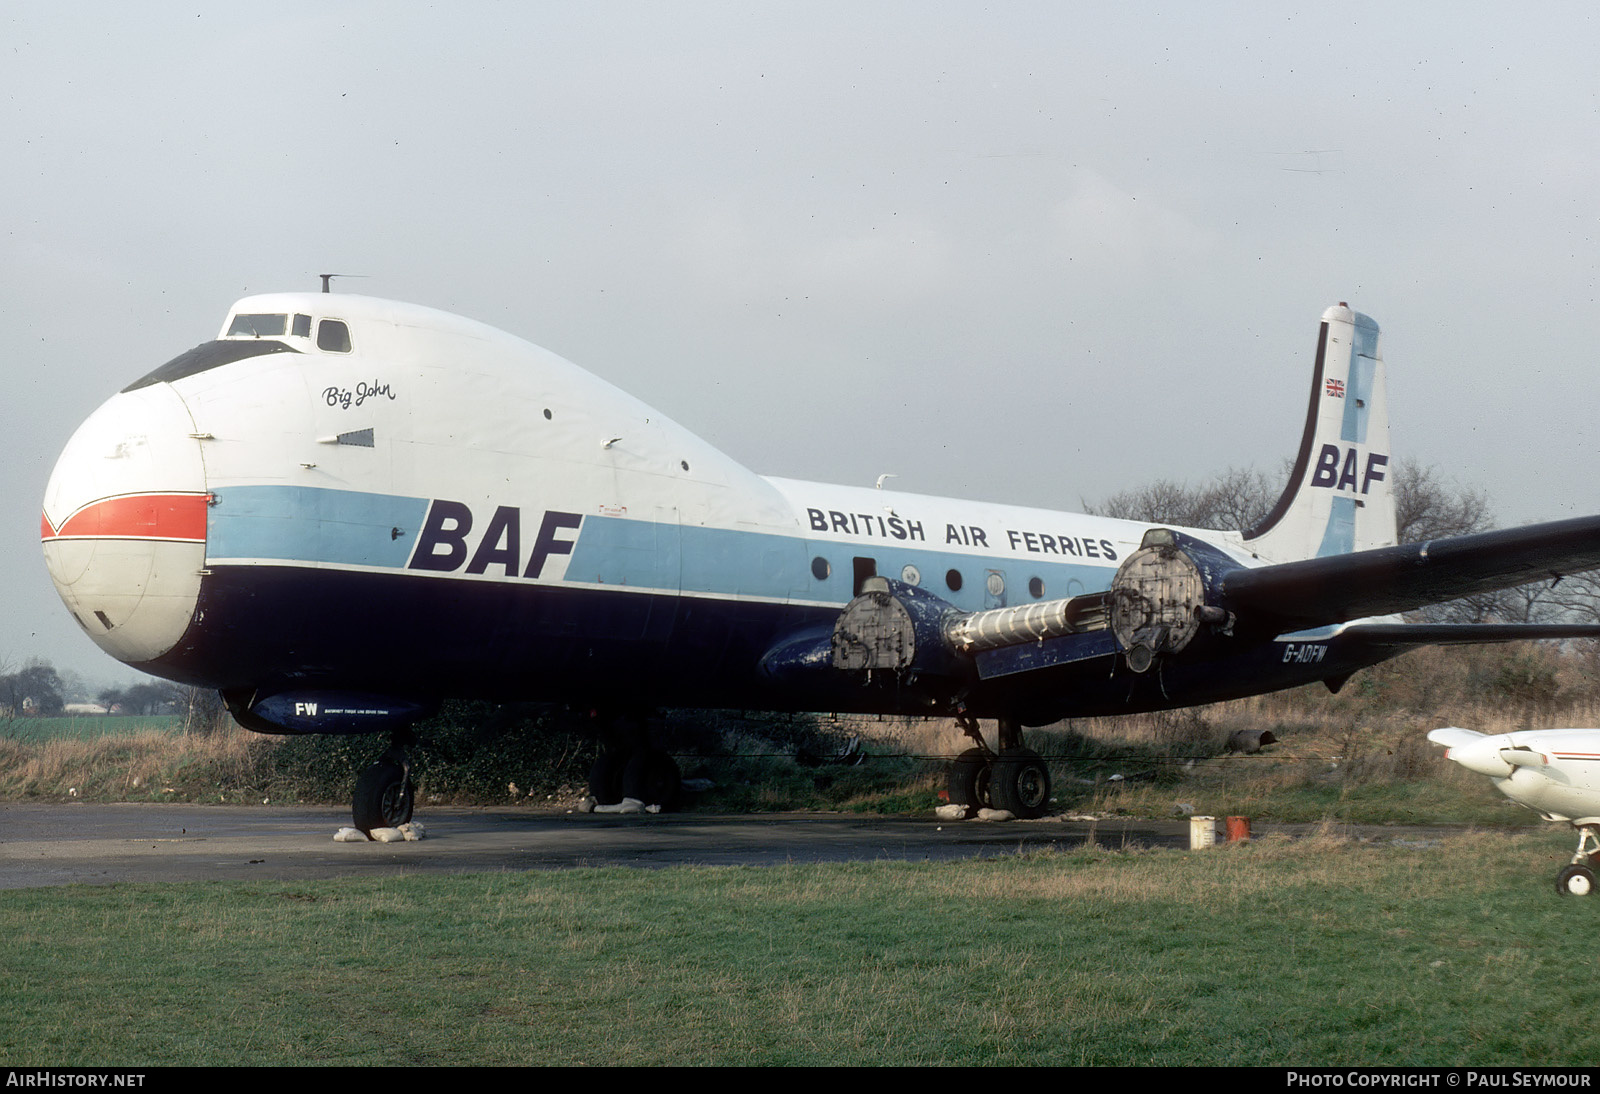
xmin=208 ymin=485 xmax=429 ymax=568
xmin=567 ymin=519 xmax=1117 ymax=611
xmin=205 ymin=485 xmax=1121 ymax=612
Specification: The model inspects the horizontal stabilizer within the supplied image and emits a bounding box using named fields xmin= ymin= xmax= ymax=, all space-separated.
xmin=1222 ymin=515 xmax=1600 ymax=631
xmin=1338 ymin=622 xmax=1600 ymax=648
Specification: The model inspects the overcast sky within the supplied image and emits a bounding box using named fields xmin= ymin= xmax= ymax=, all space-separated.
xmin=5 ymin=2 xmax=1598 ymax=686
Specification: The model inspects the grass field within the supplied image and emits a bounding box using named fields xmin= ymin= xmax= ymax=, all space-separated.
xmin=2 ymin=829 xmax=1596 ymax=1066
xmin=0 ymin=714 xmax=182 ymax=743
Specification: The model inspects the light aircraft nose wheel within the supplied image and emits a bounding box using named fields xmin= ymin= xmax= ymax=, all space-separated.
xmin=947 ymin=748 xmax=994 ymax=813
xmin=991 ymin=747 xmax=1051 ymax=819
xmin=353 ymin=755 xmax=414 ymax=835
xmin=1556 ymin=864 xmax=1596 ymax=896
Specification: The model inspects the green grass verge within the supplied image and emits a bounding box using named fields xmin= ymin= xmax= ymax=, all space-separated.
xmin=3 ymin=830 xmax=1596 ymax=1066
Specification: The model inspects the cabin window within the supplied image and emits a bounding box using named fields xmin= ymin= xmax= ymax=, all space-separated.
xmin=227 ymin=313 xmax=287 ymax=337
xmin=811 ymin=557 xmax=831 ymax=581
xmin=1029 ymin=576 xmax=1045 ymax=599
xmin=292 ymin=314 xmax=312 ymax=337
xmin=945 ymin=569 xmax=963 ymax=592
xmin=317 ymin=319 xmax=352 ymax=353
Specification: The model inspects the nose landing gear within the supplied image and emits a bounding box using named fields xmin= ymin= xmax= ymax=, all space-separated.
xmin=353 ymin=734 xmax=416 ymax=836
xmin=1555 ymin=824 xmax=1600 ymax=896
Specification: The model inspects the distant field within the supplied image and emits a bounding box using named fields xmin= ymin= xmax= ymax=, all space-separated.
xmin=0 ymin=715 xmax=183 ymax=742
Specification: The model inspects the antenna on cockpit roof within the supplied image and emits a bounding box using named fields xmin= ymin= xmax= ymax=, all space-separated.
xmin=318 ymin=273 xmax=368 ymax=293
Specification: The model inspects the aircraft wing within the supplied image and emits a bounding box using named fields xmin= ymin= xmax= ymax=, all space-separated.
xmin=1219 ymin=514 xmax=1600 ymax=633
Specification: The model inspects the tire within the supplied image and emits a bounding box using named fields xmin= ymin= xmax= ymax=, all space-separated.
xmin=947 ymin=748 xmax=993 ymax=810
xmin=623 ymin=748 xmax=681 ymax=809
xmin=1557 ymin=863 xmax=1596 ymax=896
xmin=588 ymin=749 xmax=628 ymax=805
xmin=990 ymin=747 xmax=1051 ymax=819
xmin=353 ymin=760 xmax=414 ymax=834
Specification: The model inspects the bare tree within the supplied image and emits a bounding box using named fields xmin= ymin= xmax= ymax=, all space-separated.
xmin=1391 ymin=457 xmax=1493 ymax=544
xmin=0 ymin=660 xmax=65 ymax=717
xmin=1085 ymin=465 xmax=1278 ymax=531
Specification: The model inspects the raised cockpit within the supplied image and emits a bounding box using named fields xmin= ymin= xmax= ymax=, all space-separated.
xmin=224 ymin=311 xmax=351 ymax=353
xmin=121 ymin=304 xmax=354 ymax=392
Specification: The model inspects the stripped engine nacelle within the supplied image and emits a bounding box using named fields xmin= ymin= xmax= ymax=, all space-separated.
xmin=831 ymin=578 xmax=916 ymax=671
xmin=828 ymin=530 xmax=1241 ymax=684
xmin=1109 ymin=529 xmax=1237 ymax=672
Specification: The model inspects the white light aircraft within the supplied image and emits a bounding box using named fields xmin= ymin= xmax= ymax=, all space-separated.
xmin=1429 ymin=727 xmax=1600 ymax=894
xmin=41 ymin=291 xmax=1600 ymax=833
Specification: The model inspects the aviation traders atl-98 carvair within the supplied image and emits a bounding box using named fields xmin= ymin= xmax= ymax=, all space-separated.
xmin=41 ymin=292 xmax=1600 ymax=833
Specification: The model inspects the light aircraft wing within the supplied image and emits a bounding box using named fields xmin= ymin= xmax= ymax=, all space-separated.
xmin=1426 ymin=727 xmax=1485 ymax=750
xmin=1219 ymin=514 xmax=1600 ymax=634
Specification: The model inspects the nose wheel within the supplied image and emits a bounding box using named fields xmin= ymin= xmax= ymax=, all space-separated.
xmin=353 ymin=739 xmax=415 ymax=836
xmin=1556 ymin=824 xmax=1600 ymax=896
xmin=1557 ymin=864 xmax=1596 ymax=896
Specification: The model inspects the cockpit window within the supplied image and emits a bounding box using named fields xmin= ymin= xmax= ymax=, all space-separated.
xmin=226 ymin=313 xmax=288 ymax=337
xmin=317 ymin=319 xmax=352 ymax=353
xmin=121 ymin=339 xmax=300 ymax=393
xmin=292 ymin=314 xmax=312 ymax=337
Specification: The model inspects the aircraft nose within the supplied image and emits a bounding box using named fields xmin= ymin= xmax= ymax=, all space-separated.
xmin=41 ymin=382 xmax=209 ymax=665
xmin=1445 ymin=734 xmax=1517 ymax=779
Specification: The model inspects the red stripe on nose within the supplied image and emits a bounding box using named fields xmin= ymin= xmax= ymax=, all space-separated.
xmin=45 ymin=493 xmax=208 ymax=542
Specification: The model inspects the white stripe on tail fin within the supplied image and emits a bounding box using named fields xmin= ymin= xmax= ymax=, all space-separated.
xmin=1238 ymin=303 xmax=1397 ymax=563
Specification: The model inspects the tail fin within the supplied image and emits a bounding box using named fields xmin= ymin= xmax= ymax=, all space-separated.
xmin=1239 ymin=303 xmax=1397 ymax=563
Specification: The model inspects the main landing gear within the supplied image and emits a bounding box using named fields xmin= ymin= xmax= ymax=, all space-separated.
xmin=353 ymin=731 xmax=416 ymax=836
xmin=1555 ymin=824 xmax=1600 ymax=896
xmin=946 ymin=712 xmax=1051 ymax=819
xmin=586 ymin=711 xmax=682 ymax=812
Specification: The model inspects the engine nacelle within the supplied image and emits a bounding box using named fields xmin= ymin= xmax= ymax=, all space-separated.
xmin=1109 ymin=528 xmax=1238 ymax=672
xmin=830 ymin=577 xmax=965 ymax=678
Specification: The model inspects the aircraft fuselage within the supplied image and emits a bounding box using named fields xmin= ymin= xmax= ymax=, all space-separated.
xmin=36 ymin=294 xmax=1409 ymax=733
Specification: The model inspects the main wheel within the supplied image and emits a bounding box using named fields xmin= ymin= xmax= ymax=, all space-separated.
xmin=990 ymin=747 xmax=1051 ymax=819
xmin=623 ymin=748 xmax=681 ymax=809
xmin=1557 ymin=863 xmax=1596 ymax=896
xmin=353 ymin=760 xmax=414 ymax=834
xmin=947 ymin=748 xmax=993 ymax=810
